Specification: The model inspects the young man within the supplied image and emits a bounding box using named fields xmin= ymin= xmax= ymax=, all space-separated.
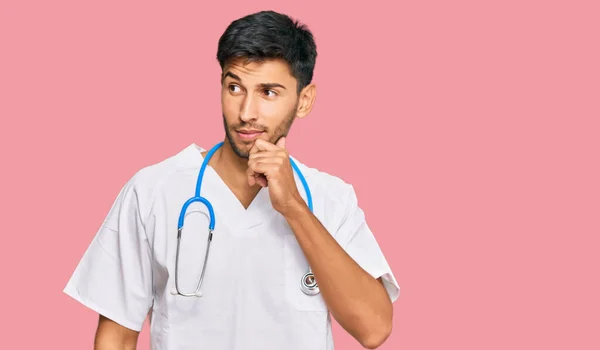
xmin=64 ymin=10 xmax=400 ymax=350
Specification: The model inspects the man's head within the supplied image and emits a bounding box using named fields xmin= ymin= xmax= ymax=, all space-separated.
xmin=216 ymin=11 xmax=318 ymax=158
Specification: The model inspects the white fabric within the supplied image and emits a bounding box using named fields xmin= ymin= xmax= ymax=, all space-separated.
xmin=63 ymin=143 xmax=400 ymax=350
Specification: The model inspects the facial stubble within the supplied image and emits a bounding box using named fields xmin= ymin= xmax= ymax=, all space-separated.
xmin=223 ymin=106 xmax=297 ymax=159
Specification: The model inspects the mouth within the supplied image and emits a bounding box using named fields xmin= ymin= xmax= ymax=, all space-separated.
xmin=236 ymin=129 xmax=264 ymax=141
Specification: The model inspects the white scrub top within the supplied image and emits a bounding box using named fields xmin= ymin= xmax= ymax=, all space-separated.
xmin=63 ymin=143 xmax=400 ymax=350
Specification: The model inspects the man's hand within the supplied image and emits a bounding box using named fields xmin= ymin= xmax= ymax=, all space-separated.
xmin=247 ymin=137 xmax=393 ymax=348
xmin=247 ymin=137 xmax=303 ymax=215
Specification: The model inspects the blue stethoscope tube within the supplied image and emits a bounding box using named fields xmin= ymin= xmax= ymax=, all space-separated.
xmin=171 ymin=141 xmax=319 ymax=297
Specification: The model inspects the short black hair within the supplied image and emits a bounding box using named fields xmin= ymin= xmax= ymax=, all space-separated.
xmin=216 ymin=10 xmax=317 ymax=93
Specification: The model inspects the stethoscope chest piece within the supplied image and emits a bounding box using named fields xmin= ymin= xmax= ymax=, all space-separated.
xmin=300 ymin=271 xmax=320 ymax=295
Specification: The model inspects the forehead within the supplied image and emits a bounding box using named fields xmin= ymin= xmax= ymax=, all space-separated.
xmin=223 ymin=58 xmax=297 ymax=86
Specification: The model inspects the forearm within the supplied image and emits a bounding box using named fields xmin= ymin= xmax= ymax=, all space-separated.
xmin=94 ymin=340 xmax=137 ymax=350
xmin=94 ymin=316 xmax=139 ymax=350
xmin=94 ymin=332 xmax=138 ymax=350
xmin=282 ymin=198 xmax=393 ymax=348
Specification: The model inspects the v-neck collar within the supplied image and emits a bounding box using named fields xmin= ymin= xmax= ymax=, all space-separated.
xmin=187 ymin=142 xmax=277 ymax=231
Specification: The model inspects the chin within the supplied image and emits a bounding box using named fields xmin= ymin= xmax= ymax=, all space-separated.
xmin=230 ymin=141 xmax=252 ymax=159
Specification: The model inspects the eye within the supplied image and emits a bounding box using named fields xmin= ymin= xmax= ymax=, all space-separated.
xmin=229 ymin=84 xmax=242 ymax=93
xmin=263 ymin=89 xmax=277 ymax=97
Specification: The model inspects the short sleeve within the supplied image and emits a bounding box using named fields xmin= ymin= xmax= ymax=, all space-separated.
xmin=335 ymin=185 xmax=400 ymax=303
xmin=63 ymin=175 xmax=153 ymax=332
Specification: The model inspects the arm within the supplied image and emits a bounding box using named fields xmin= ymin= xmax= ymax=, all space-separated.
xmin=94 ymin=315 xmax=140 ymax=350
xmin=63 ymin=174 xmax=154 ymax=350
xmin=282 ymin=199 xmax=393 ymax=349
xmin=246 ymin=138 xmax=395 ymax=348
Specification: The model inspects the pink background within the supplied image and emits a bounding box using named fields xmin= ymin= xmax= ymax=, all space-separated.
xmin=1 ymin=0 xmax=599 ymax=349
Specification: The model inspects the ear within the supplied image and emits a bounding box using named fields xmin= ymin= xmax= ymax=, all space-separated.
xmin=295 ymin=83 xmax=317 ymax=119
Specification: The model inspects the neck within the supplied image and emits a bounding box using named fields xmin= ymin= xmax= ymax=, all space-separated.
xmin=213 ymin=138 xmax=249 ymax=173
xmin=205 ymin=138 xmax=262 ymax=195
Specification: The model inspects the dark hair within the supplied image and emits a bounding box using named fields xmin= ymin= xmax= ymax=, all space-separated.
xmin=216 ymin=10 xmax=317 ymax=93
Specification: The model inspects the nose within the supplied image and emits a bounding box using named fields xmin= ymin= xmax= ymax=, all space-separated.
xmin=239 ymin=93 xmax=259 ymax=122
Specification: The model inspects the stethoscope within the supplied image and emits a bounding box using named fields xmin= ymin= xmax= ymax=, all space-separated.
xmin=170 ymin=141 xmax=320 ymax=297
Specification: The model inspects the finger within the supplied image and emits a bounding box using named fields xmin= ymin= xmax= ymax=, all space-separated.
xmin=247 ymin=157 xmax=286 ymax=181
xmin=253 ymin=138 xmax=280 ymax=152
xmin=247 ymin=168 xmax=256 ymax=186
xmin=248 ymin=150 xmax=287 ymax=160
xmin=247 ymin=165 xmax=262 ymax=186
xmin=248 ymin=138 xmax=268 ymax=155
xmin=247 ymin=162 xmax=272 ymax=187
xmin=248 ymin=142 xmax=261 ymax=157
xmin=256 ymin=174 xmax=268 ymax=187
xmin=275 ymin=136 xmax=286 ymax=149
xmin=248 ymin=161 xmax=278 ymax=177
xmin=247 ymin=164 xmax=269 ymax=187
xmin=248 ymin=157 xmax=285 ymax=167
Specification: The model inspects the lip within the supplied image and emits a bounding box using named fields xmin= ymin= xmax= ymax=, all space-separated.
xmin=236 ymin=130 xmax=264 ymax=140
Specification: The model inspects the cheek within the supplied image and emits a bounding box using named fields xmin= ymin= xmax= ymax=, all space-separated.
xmin=258 ymin=99 xmax=294 ymax=122
xmin=221 ymin=98 xmax=237 ymax=125
xmin=221 ymin=91 xmax=238 ymax=111
xmin=258 ymin=101 xmax=278 ymax=118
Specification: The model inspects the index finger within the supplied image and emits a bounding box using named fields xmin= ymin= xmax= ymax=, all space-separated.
xmin=252 ymin=138 xmax=279 ymax=151
xmin=248 ymin=141 xmax=261 ymax=157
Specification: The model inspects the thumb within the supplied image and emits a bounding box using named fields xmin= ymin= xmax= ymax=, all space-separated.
xmin=276 ymin=136 xmax=286 ymax=149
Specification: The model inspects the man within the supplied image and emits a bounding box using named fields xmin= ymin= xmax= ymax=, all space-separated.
xmin=64 ymin=10 xmax=400 ymax=350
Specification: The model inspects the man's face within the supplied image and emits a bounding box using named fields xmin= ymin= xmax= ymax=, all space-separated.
xmin=221 ymin=58 xmax=300 ymax=159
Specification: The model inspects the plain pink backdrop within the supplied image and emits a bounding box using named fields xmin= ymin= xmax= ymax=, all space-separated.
xmin=1 ymin=0 xmax=599 ymax=349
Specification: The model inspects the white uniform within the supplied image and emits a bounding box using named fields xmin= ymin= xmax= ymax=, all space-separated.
xmin=63 ymin=143 xmax=400 ymax=350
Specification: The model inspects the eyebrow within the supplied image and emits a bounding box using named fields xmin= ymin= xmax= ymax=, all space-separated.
xmin=222 ymin=71 xmax=287 ymax=90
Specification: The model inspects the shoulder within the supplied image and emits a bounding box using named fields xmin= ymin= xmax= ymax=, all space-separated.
xmin=127 ymin=144 xmax=196 ymax=184
xmin=290 ymin=156 xmax=365 ymax=236
xmin=290 ymin=155 xmax=357 ymax=210
xmin=114 ymin=144 xmax=202 ymax=212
